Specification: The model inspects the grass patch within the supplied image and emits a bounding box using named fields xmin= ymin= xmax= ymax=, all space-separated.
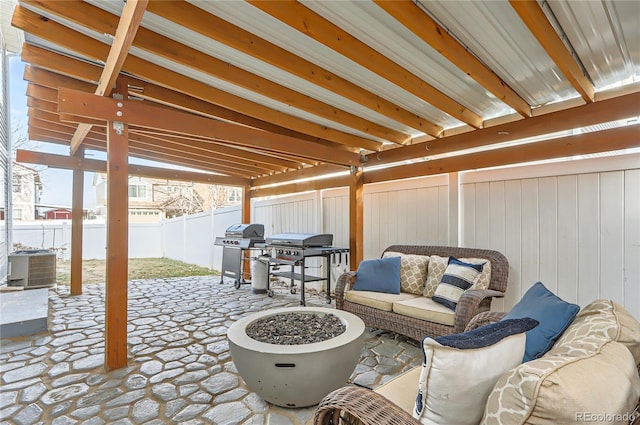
xmin=56 ymin=257 xmax=218 ymax=286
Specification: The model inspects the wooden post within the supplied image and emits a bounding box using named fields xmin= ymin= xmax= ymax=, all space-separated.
xmin=70 ymin=148 xmax=84 ymax=295
xmin=242 ymin=186 xmax=251 ymax=224
xmin=105 ymin=78 xmax=129 ymax=370
xmin=349 ymin=166 xmax=364 ymax=271
xmin=242 ymin=186 xmax=251 ymax=280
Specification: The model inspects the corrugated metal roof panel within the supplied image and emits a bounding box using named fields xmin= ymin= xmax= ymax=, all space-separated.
xmin=420 ymin=0 xmax=581 ymax=107
xmin=190 ymin=0 xmax=464 ymax=130
xmin=139 ymin=11 xmax=421 ymax=137
xmin=302 ymin=1 xmax=514 ymax=120
xmin=129 ymin=46 xmax=390 ymax=144
xmin=547 ymin=0 xmax=640 ymax=90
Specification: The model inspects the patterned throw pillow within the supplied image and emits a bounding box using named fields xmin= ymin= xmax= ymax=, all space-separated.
xmin=423 ymin=255 xmax=448 ymax=297
xmin=383 ymin=252 xmax=429 ymax=295
xmin=432 ymin=257 xmax=484 ymax=311
xmin=461 ymin=257 xmax=491 ymax=290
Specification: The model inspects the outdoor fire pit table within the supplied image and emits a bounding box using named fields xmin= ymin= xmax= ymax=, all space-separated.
xmin=227 ymin=307 xmax=365 ymax=408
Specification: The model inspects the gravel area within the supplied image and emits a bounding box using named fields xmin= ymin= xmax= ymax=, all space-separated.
xmin=245 ymin=312 xmax=346 ymax=345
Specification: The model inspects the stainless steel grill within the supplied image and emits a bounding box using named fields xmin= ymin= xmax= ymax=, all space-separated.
xmin=262 ymin=232 xmax=349 ymax=306
xmin=214 ymin=224 xmax=265 ymax=288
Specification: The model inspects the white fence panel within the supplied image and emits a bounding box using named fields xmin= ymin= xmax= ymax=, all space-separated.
xmin=182 ymin=211 xmax=215 ymax=268
xmin=460 ymin=153 xmax=640 ymax=318
xmin=363 ymin=175 xmax=450 ymax=259
xmin=9 ymin=154 xmax=638 ymax=321
xmin=161 ymin=217 xmax=185 ymax=262
xmin=12 ymin=222 xmax=163 ymax=260
xmin=129 ymin=224 xmax=163 ymax=259
xmin=322 ymin=188 xmax=350 ymax=280
xmin=253 ymin=192 xmax=320 ymax=237
xmin=211 ymin=205 xmax=242 ymax=272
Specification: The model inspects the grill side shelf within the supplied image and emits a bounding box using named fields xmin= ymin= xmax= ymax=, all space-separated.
xmin=270 ymin=271 xmax=326 ymax=283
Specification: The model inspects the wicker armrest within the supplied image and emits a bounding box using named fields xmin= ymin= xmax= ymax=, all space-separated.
xmin=465 ymin=311 xmax=508 ymax=332
xmin=335 ymin=271 xmax=357 ymax=310
xmin=313 ymin=386 xmax=419 ymax=425
xmin=453 ymin=289 xmax=504 ymax=333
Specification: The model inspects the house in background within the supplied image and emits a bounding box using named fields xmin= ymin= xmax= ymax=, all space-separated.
xmin=43 ymin=208 xmax=71 ymax=220
xmin=93 ymin=174 xmax=242 ymax=223
xmin=36 ymin=206 xmax=93 ymax=220
xmin=11 ymin=162 xmax=41 ymax=221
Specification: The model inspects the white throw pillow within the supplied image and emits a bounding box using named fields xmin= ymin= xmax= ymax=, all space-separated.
xmin=413 ymin=318 xmax=536 ymax=425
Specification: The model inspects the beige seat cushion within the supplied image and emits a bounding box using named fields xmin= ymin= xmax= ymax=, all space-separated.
xmin=483 ymin=341 xmax=640 ymax=425
xmin=484 ymin=300 xmax=640 ymax=425
xmin=392 ymin=296 xmax=456 ymax=326
xmin=375 ymin=367 xmax=421 ymax=415
xmin=554 ymin=299 xmax=640 ymax=363
xmin=345 ymin=290 xmax=420 ymax=312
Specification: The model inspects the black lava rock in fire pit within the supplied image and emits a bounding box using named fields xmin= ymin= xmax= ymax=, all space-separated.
xmin=245 ymin=311 xmax=346 ymax=345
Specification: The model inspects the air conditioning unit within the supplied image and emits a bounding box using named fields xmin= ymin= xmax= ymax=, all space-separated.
xmin=8 ymin=250 xmax=57 ymax=289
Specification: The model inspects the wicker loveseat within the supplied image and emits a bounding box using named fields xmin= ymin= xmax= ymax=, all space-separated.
xmin=314 ymin=300 xmax=640 ymax=425
xmin=335 ymin=245 xmax=509 ymax=340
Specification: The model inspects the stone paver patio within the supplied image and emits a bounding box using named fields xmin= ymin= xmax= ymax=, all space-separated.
xmin=0 ymin=276 xmax=422 ymax=425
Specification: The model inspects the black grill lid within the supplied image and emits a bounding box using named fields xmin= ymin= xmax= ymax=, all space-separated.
xmin=265 ymin=233 xmax=333 ymax=247
xmin=224 ymin=223 xmax=265 ymax=238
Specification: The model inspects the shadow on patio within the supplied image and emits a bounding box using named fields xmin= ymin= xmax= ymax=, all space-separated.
xmin=0 ymin=277 xmax=421 ymax=425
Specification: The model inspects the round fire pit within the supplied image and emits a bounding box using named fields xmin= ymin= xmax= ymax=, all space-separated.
xmin=227 ymin=307 xmax=365 ymax=408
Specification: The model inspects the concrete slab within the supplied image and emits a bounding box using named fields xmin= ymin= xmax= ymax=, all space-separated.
xmin=0 ymin=288 xmax=48 ymax=338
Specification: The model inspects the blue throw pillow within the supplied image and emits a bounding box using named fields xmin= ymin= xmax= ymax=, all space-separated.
xmin=434 ymin=318 xmax=539 ymax=349
xmin=502 ymin=281 xmax=580 ymax=362
xmin=353 ymin=256 xmax=401 ymax=294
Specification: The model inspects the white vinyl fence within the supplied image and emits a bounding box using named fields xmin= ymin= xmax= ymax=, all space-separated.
xmin=11 ymin=153 xmax=640 ymax=318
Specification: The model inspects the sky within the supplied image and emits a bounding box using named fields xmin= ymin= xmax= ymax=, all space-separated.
xmin=9 ymin=55 xmax=98 ymax=209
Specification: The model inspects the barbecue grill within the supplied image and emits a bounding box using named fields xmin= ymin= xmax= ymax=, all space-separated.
xmin=214 ymin=224 xmax=265 ymax=289
xmin=262 ymin=233 xmax=349 ymax=306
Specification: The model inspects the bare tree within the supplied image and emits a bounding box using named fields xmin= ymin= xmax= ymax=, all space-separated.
xmin=11 ymin=119 xmax=41 ymax=159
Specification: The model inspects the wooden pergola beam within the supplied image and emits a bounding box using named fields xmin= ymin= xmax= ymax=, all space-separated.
xmin=23 ymin=67 xmax=306 ymax=171
xmin=364 ymin=125 xmax=640 ymax=184
xmin=367 ymin=91 xmax=640 ymax=167
xmin=249 ymin=175 xmax=352 ymax=198
xmin=69 ymin=0 xmax=148 ymax=154
xmin=252 ymin=163 xmax=347 ymax=188
xmin=509 ymin=0 xmax=595 ymax=103
xmin=57 ymin=88 xmax=363 ymax=166
xmin=42 ymin=120 xmax=278 ymax=177
xmin=375 ymin=0 xmax=532 ymax=117
xmin=249 ymin=0 xmax=482 ymax=129
xmin=19 ymin=40 xmax=368 ymax=151
xmin=16 ymin=150 xmax=251 ymax=186
xmin=17 ymin=2 xmax=393 ymax=148
xmin=146 ymin=0 xmax=441 ymax=138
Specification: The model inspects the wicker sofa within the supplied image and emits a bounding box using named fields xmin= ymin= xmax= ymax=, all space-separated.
xmin=335 ymin=245 xmax=509 ymax=340
xmin=314 ymin=300 xmax=640 ymax=425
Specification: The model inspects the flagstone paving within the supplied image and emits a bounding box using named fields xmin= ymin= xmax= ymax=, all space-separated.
xmin=0 ymin=276 xmax=422 ymax=425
